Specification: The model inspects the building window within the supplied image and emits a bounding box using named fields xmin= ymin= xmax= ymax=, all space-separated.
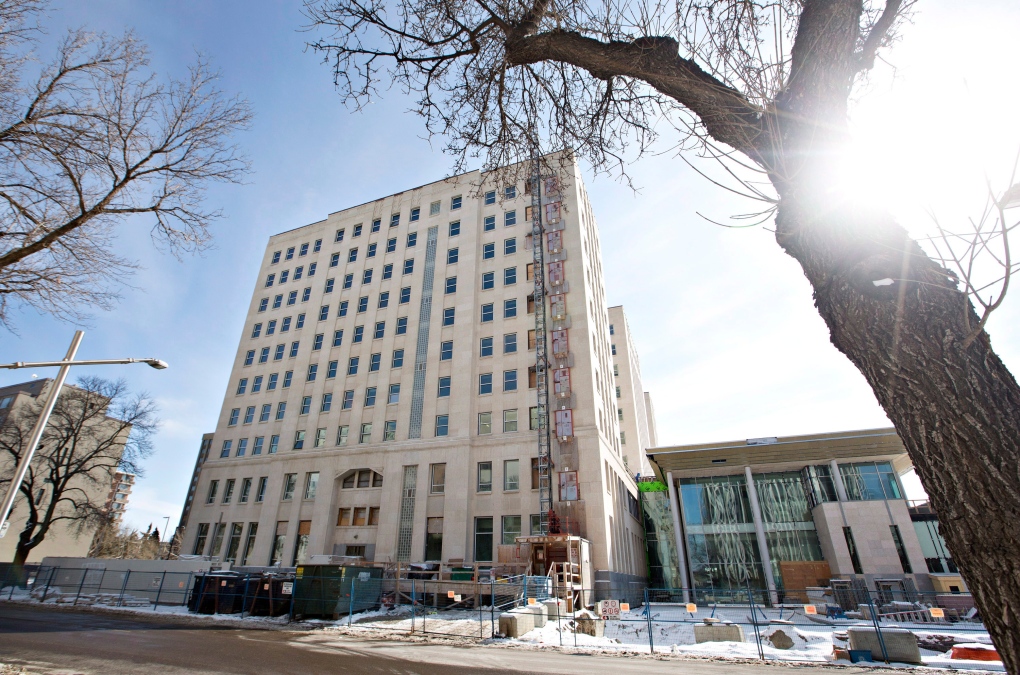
xmin=407 ymin=232 xmax=417 ymax=247
xmin=445 ymin=276 xmax=457 ymax=294
xmin=504 ymin=238 xmax=517 ymax=255
xmin=256 ymin=477 xmax=267 ymax=502
xmin=251 ymin=323 xmax=262 ymax=339
xmin=378 ymin=291 xmax=389 ymax=308
xmin=348 ymin=357 xmax=360 ymax=375
xmin=333 ymin=330 xmax=343 ymax=348
xmin=294 ymin=430 xmax=306 ymax=449
xmin=449 ymin=220 xmax=460 ymax=236
xmin=442 ymin=308 xmax=455 ymax=326
xmin=271 ymin=251 xmax=281 ymax=264
xmin=505 ymin=210 xmax=516 ymax=227
xmin=479 ymin=373 xmax=492 ymax=395
xmin=353 ymin=326 xmax=364 ymax=343
xmin=265 ymin=273 xmax=275 ymax=288
xmin=386 ymin=237 xmax=396 ymax=253
xmin=294 ymin=266 xmax=303 ymax=280
xmin=611 ymin=344 xmax=617 ymax=355
xmin=287 ymin=291 xmax=297 ymax=305
xmin=504 ymin=299 xmax=517 ymax=318
xmin=348 ymin=248 xmax=358 ymax=263
xmin=440 ymin=340 xmax=453 ymax=360
xmin=272 ymin=345 xmax=283 ymax=361
xmin=620 ymin=431 xmax=626 ymax=445
xmin=503 ymin=409 xmax=518 ymax=432
xmin=369 ymin=352 xmax=381 ymax=371
xmin=358 ymin=296 xmax=368 ymax=313
xmin=359 ymin=423 xmax=372 ymax=443
xmin=481 ymin=303 xmax=493 ymax=322
xmin=484 ymin=215 xmax=495 ymax=232
xmin=503 ymin=333 xmax=517 ymax=354
xmin=362 ymin=268 xmax=373 ymax=284
xmin=435 ymin=415 xmax=449 ymax=436
xmin=399 ymin=287 xmax=411 ymax=304
xmin=482 ymin=271 xmax=494 ymax=289
xmin=374 ymin=321 xmax=385 ymax=339
xmin=286 ymin=247 xmax=295 ymax=260
xmin=505 ymin=460 xmax=522 ymax=491
xmin=283 ymin=371 xmax=292 ymax=387
xmin=252 ymin=376 xmax=263 ymax=393
xmin=430 ymin=464 xmax=446 ymax=494
xmin=504 ymin=370 xmax=518 ymax=391
xmin=383 ymin=263 xmax=393 ymax=279
xmin=300 ymin=472 xmax=318 ymax=500
xmin=343 ymin=273 xmax=353 ymax=289
xmin=206 ymin=480 xmax=219 ymax=503
xmin=337 ymin=425 xmax=350 ymax=445
xmin=331 ymin=253 xmax=341 ymax=268
xmin=480 ymin=337 xmax=493 ymax=357
xmin=337 ymin=300 xmax=349 ymax=318
xmin=318 ymin=305 xmax=329 ymax=321
xmin=430 ymin=200 xmax=440 ymax=216
xmin=387 ymin=383 xmax=400 ymax=404
xmin=371 ymin=218 xmax=381 ymax=232
xmin=891 ymin=525 xmax=913 ymax=573
xmin=244 ymin=350 xmax=255 ymax=366
xmin=342 ymin=390 xmax=353 ymax=409
xmin=273 ymin=294 xmax=283 ymax=308
xmin=258 ymin=298 xmax=268 ymax=312
xmin=478 ymin=411 xmax=492 ymax=435
xmin=475 ymin=517 xmax=493 ymax=561
xmin=383 ymin=420 xmax=397 ymax=441
xmin=447 ymin=247 xmax=459 ymax=264
xmin=410 ymin=207 xmax=420 ymax=221
xmin=392 ymin=349 xmax=404 ymax=368
xmin=237 ymin=378 xmax=248 ymax=395
xmin=243 ymin=407 xmax=255 ymax=424
xmin=843 ymin=526 xmax=864 ymax=574
xmin=282 ymin=474 xmax=297 ymax=500
xmin=484 ymin=190 xmax=496 ymax=205
xmin=280 ymin=270 xmax=289 ymax=284
xmin=276 ymin=402 xmax=286 ymax=420
xmin=437 ymin=376 xmax=451 ymax=397
xmin=365 ymin=387 xmax=377 ymax=407
xmin=504 ymin=267 xmax=517 ymax=285
xmin=268 ymin=435 xmax=279 ymax=454
xmin=451 ymin=195 xmax=462 ymax=210
xmin=253 ymin=436 xmax=265 ymax=454
xmin=403 ymin=258 xmax=414 ymax=275
xmin=312 ymin=334 xmax=323 ymax=351
xmin=504 ymin=185 xmax=516 ymax=200
xmin=228 ymin=409 xmax=239 ymax=426
xmin=616 ymin=386 xmax=621 ymax=398
xmin=268 ymin=319 xmax=279 ymax=335
xmin=477 ymin=462 xmax=492 ymax=492
xmin=502 ymin=515 xmax=521 ymax=545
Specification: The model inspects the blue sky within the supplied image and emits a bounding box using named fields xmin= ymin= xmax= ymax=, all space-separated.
xmin=2 ymin=1 xmax=1018 ymax=534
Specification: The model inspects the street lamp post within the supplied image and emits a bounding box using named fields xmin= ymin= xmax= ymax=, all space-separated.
xmin=0 ymin=330 xmax=167 ymax=539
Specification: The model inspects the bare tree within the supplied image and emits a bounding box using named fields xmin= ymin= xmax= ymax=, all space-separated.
xmin=0 ymin=376 xmax=158 ymax=567
xmin=88 ymin=521 xmax=161 ymax=560
xmin=0 ymin=1 xmax=251 ymax=326
xmin=307 ymin=0 xmax=1020 ymax=664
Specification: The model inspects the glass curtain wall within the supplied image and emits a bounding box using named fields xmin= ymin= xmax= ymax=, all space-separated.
xmin=639 ymin=485 xmax=683 ymax=588
xmin=753 ymin=472 xmax=825 ymax=587
xmin=840 ymin=461 xmax=902 ymax=501
xmin=679 ymin=475 xmax=766 ymax=593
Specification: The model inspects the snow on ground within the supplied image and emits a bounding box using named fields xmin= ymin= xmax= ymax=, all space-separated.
xmin=0 ymin=594 xmax=1003 ymax=672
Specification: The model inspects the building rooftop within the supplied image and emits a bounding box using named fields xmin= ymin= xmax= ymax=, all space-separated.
xmin=647 ymin=427 xmax=910 ymax=478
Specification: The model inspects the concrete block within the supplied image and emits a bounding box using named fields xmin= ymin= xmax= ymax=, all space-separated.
xmin=498 ymin=611 xmax=535 ymax=638
xmin=694 ymin=623 xmax=745 ymax=644
xmin=542 ymin=598 xmax=564 ymax=618
xmin=847 ymin=628 xmax=922 ymax=664
xmin=517 ymin=603 xmax=548 ymax=627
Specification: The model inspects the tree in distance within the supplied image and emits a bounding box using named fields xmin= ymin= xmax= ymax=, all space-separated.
xmin=0 ymin=0 xmax=251 ymax=326
xmin=305 ymin=0 xmax=1020 ymax=664
xmin=0 ymin=376 xmax=158 ymax=568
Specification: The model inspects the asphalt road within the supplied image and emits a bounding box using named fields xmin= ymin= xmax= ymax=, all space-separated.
xmin=0 ymin=603 xmax=867 ymax=675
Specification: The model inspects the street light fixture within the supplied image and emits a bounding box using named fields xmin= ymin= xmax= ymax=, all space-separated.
xmin=0 ymin=330 xmax=168 ymax=539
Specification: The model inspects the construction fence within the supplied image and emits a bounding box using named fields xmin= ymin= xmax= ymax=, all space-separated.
xmin=0 ymin=565 xmax=995 ymax=664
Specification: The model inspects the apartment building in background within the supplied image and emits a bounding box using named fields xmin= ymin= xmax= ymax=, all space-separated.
xmin=103 ymin=471 xmax=135 ymax=525
xmin=181 ymin=156 xmax=653 ymax=576
xmin=608 ymin=306 xmax=655 ymax=478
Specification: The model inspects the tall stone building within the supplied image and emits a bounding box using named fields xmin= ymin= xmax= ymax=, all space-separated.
xmin=182 ymin=157 xmax=653 ymax=576
xmin=608 ymin=306 xmax=656 ymax=478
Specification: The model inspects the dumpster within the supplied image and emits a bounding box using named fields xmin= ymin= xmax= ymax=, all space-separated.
xmin=189 ymin=572 xmax=246 ymax=614
xmin=292 ymin=565 xmax=383 ymax=619
xmin=241 ymin=574 xmax=294 ymax=616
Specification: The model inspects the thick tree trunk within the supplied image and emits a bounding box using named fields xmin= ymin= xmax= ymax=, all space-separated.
xmin=775 ymin=195 xmax=1020 ymax=673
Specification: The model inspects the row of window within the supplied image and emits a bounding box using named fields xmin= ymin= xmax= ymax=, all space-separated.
xmin=270 ymin=240 xmax=323 ymax=265
xmin=246 ymin=300 xmax=525 ymax=367
xmin=237 ymin=331 xmax=536 ymax=396
xmin=221 ymin=407 xmax=542 ymax=460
